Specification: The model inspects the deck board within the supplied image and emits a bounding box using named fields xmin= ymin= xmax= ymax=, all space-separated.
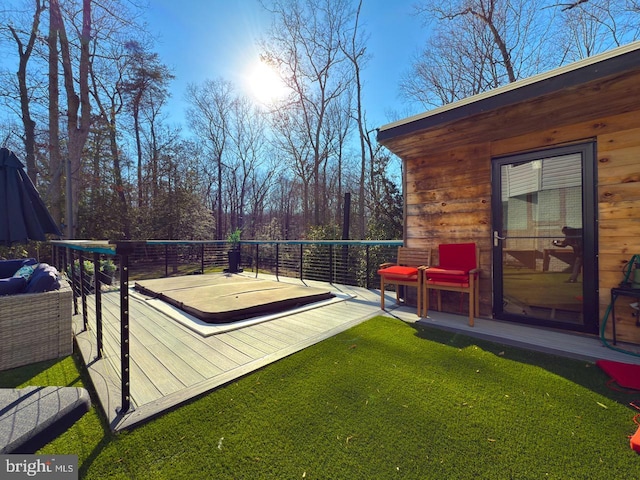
xmin=73 ymin=272 xmax=640 ymax=432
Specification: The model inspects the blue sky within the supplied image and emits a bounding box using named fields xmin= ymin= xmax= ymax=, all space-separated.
xmin=145 ymin=0 xmax=428 ymax=130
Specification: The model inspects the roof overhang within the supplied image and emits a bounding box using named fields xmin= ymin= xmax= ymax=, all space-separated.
xmin=377 ymin=41 xmax=640 ymax=145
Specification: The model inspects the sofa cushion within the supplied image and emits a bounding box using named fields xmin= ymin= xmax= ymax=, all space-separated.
xmin=0 ymin=258 xmax=37 ymax=278
xmin=13 ymin=264 xmax=36 ymax=281
xmin=24 ymin=264 xmax=60 ymax=294
xmin=0 ymin=276 xmax=27 ymax=295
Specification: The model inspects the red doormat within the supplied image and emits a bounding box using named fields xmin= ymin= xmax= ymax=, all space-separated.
xmin=596 ymin=360 xmax=640 ymax=390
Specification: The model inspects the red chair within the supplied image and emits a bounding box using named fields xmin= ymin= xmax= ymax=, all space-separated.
xmin=423 ymin=243 xmax=480 ymax=326
xmin=378 ymin=247 xmax=430 ymax=316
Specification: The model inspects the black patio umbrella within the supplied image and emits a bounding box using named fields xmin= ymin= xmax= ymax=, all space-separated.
xmin=0 ymin=147 xmax=62 ymax=246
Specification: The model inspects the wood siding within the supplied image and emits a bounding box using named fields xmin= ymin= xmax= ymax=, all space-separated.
xmin=398 ymin=70 xmax=640 ymax=344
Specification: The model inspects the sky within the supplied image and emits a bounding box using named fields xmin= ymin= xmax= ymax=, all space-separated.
xmin=144 ymin=0 xmax=429 ymax=131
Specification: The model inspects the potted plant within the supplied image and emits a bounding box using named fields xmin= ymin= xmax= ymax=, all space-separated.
xmin=98 ymin=259 xmax=117 ymax=285
xmin=66 ymin=259 xmax=95 ymax=294
xmin=67 ymin=259 xmax=95 ymax=279
xmin=226 ymin=228 xmax=243 ymax=273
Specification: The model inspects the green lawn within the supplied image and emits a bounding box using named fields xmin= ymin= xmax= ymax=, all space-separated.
xmin=2 ymin=316 xmax=640 ymax=479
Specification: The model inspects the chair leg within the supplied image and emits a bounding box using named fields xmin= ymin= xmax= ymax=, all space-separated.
xmin=475 ymin=280 xmax=480 ymax=318
xmin=380 ymin=280 xmax=385 ymax=310
xmin=469 ymin=275 xmax=477 ymax=327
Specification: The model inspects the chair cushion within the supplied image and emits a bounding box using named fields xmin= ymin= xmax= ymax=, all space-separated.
xmin=24 ymin=264 xmax=60 ymax=294
xmin=426 ymin=270 xmax=470 ymax=284
xmin=427 ymin=279 xmax=470 ymax=288
xmin=0 ymin=276 xmax=27 ymax=295
xmin=378 ymin=265 xmax=419 ymax=281
xmin=439 ymin=243 xmax=476 ymax=271
xmin=0 ymin=258 xmax=37 ymax=278
xmin=426 ymin=267 xmax=467 ymax=276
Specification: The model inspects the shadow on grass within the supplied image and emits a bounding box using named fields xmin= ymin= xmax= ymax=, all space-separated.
xmin=407 ymin=321 xmax=640 ymax=408
xmin=0 ymin=351 xmax=117 ymax=476
xmin=0 ymin=358 xmax=67 ymax=388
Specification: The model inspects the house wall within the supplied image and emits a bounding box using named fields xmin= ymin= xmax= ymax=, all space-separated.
xmin=405 ymin=110 xmax=640 ymax=344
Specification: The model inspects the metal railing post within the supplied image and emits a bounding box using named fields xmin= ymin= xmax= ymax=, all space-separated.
xmin=255 ymin=243 xmax=259 ymax=276
xmin=69 ymin=249 xmax=78 ymax=315
xmin=366 ymin=244 xmax=370 ymax=289
xmin=112 ymin=241 xmax=142 ymax=415
xmin=93 ymin=252 xmax=103 ymax=359
xmin=299 ymin=244 xmax=303 ymax=280
xmin=329 ymin=244 xmax=334 ymax=284
xmin=165 ymin=245 xmax=169 ymax=277
xmin=79 ymin=252 xmax=88 ymax=331
xmin=275 ymin=243 xmax=279 ymax=279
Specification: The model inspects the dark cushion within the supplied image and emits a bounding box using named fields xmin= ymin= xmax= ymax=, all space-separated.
xmin=24 ymin=264 xmax=60 ymax=294
xmin=0 ymin=258 xmax=37 ymax=278
xmin=0 ymin=276 xmax=27 ymax=295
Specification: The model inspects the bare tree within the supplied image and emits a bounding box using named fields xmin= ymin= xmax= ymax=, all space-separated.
xmin=5 ymin=0 xmax=45 ymax=185
xmin=261 ymin=0 xmax=354 ymax=227
xmin=186 ymin=79 xmax=234 ymax=239
xmin=339 ymin=0 xmax=374 ymax=238
xmin=49 ymin=0 xmax=92 ymax=238
xmin=558 ymin=0 xmax=640 ymax=61
xmin=405 ymin=0 xmax=559 ymax=107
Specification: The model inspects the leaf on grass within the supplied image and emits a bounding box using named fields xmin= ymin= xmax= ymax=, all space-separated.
xmin=596 ymin=402 xmax=608 ymax=409
xmin=488 ymin=438 xmax=496 ymax=442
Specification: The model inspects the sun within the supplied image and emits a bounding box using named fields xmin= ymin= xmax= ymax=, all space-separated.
xmin=246 ymin=61 xmax=288 ymax=105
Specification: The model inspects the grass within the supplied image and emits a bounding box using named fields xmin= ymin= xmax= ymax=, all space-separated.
xmin=2 ymin=316 xmax=640 ymax=479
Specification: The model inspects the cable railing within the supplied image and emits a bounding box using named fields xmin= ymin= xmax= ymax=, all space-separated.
xmin=51 ymin=239 xmax=402 ymax=415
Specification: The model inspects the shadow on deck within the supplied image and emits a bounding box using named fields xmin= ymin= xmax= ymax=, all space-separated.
xmin=73 ymin=273 xmax=640 ymax=432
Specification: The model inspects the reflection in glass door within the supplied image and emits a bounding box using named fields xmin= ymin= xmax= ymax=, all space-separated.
xmin=492 ymin=143 xmax=598 ymax=333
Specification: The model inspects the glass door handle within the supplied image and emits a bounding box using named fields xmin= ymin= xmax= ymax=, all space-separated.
xmin=493 ymin=231 xmax=506 ymax=247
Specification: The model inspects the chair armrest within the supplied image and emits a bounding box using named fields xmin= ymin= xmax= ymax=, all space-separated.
xmin=379 ymin=262 xmax=396 ymax=269
xmin=469 ymin=268 xmax=480 ymax=275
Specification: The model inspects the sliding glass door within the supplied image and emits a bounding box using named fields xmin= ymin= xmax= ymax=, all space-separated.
xmin=492 ymin=143 xmax=598 ymax=333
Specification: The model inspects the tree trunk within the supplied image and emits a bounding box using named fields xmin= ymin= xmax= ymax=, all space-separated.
xmin=107 ymin=109 xmax=130 ymax=238
xmin=52 ymin=0 xmax=92 ymax=238
xmin=48 ymin=0 xmax=62 ymax=228
xmin=9 ymin=0 xmax=42 ymax=185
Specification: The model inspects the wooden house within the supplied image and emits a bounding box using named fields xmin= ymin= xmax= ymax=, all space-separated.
xmin=377 ymin=41 xmax=640 ymax=345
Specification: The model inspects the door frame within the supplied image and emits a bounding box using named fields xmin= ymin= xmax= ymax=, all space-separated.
xmin=491 ymin=142 xmax=599 ymax=334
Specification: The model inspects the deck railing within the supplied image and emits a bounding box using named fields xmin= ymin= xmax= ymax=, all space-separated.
xmin=51 ymin=239 xmax=402 ymax=415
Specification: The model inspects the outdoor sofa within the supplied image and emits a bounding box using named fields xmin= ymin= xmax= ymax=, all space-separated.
xmin=0 ymin=258 xmax=73 ymax=371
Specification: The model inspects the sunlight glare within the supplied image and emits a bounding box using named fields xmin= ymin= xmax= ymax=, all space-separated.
xmin=247 ymin=61 xmax=288 ymax=105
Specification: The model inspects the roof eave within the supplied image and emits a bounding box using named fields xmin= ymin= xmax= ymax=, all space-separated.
xmin=377 ymin=41 xmax=640 ymax=145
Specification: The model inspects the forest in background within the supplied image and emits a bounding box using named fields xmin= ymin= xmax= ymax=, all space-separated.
xmin=0 ymin=0 xmax=638 ymax=246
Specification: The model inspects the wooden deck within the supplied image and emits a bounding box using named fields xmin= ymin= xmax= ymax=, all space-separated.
xmin=73 ymin=273 xmax=640 ymax=432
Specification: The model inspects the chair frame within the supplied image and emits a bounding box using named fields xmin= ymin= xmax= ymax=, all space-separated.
xmin=422 ymin=244 xmax=480 ymax=326
xmin=379 ymin=247 xmax=430 ymax=316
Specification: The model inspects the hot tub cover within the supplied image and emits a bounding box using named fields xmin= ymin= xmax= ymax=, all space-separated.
xmin=134 ymin=274 xmax=334 ymax=323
